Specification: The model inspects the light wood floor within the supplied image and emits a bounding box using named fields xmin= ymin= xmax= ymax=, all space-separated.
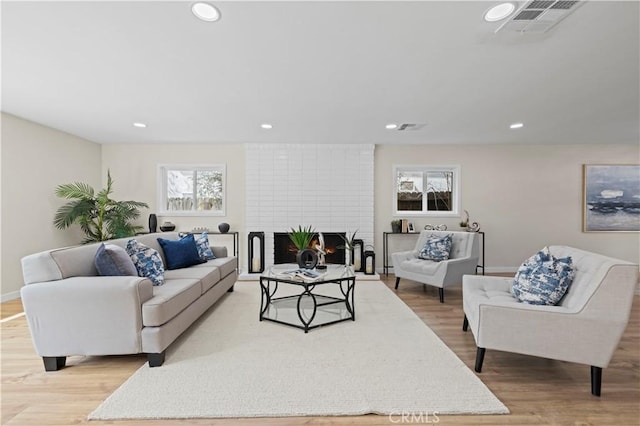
xmin=2 ymin=275 xmax=639 ymax=426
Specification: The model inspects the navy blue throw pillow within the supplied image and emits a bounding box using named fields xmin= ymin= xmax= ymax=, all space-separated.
xmin=157 ymin=234 xmax=205 ymax=270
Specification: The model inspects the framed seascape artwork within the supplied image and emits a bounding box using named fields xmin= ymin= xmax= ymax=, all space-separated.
xmin=583 ymin=164 xmax=640 ymax=232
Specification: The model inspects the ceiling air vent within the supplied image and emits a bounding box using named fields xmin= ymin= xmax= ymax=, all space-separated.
xmin=495 ymin=0 xmax=584 ymax=33
xmin=397 ymin=123 xmax=427 ymax=131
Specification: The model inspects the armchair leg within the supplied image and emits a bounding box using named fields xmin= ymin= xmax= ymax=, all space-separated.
xmin=462 ymin=315 xmax=469 ymax=331
xmin=474 ymin=347 xmax=485 ymax=373
xmin=591 ymin=366 xmax=602 ymax=397
xmin=43 ymin=356 xmax=66 ymax=371
xmin=438 ymin=288 xmax=444 ymax=303
xmin=394 ymin=277 xmax=400 ymax=290
xmin=227 ymin=284 xmax=234 ymax=292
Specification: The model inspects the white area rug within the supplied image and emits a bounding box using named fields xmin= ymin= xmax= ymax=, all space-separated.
xmin=89 ymin=281 xmax=508 ymax=420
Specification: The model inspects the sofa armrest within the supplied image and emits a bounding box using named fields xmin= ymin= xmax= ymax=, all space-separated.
xmin=21 ymin=276 xmax=153 ymax=357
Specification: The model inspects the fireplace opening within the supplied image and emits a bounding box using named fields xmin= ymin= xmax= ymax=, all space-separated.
xmin=273 ymin=232 xmax=346 ymax=265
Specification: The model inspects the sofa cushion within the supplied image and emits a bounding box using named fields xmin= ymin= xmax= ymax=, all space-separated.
xmin=512 ymin=247 xmax=575 ymax=305
xmin=94 ymin=243 xmax=138 ymax=276
xmin=142 ymin=278 xmax=202 ymax=326
xmin=157 ymin=234 xmax=205 ymax=270
xmin=418 ymin=234 xmax=453 ymax=261
xmin=202 ymin=256 xmax=237 ymax=278
xmin=164 ymin=266 xmax=221 ymax=293
xmin=126 ymin=239 xmax=165 ymax=286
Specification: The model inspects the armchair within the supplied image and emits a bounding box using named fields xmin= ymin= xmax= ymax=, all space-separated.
xmin=391 ymin=230 xmax=479 ymax=303
xmin=462 ymin=246 xmax=638 ymax=396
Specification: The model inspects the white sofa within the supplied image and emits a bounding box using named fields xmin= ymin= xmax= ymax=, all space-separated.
xmin=462 ymin=246 xmax=638 ymax=396
xmin=391 ymin=230 xmax=479 ymax=302
xmin=20 ymin=232 xmax=237 ymax=371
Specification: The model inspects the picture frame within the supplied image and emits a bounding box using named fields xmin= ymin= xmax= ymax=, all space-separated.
xmin=407 ymin=222 xmax=415 ymax=233
xmin=583 ymin=164 xmax=640 ymax=232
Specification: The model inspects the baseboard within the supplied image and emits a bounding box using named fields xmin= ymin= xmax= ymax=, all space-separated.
xmin=1 ymin=290 xmax=21 ymax=302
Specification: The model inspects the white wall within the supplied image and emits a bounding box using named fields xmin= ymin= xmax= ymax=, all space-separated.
xmin=245 ymin=144 xmax=374 ymax=269
xmin=101 ymin=143 xmax=246 ymax=260
xmin=0 ymin=113 xmax=102 ymax=299
xmin=3 ymin=117 xmax=638 ymax=301
xmin=375 ymin=144 xmax=640 ymax=272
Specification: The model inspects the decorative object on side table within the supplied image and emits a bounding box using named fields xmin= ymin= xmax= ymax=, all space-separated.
xmin=424 ymin=224 xmax=447 ymax=231
xmin=391 ymin=219 xmax=402 ymax=233
xmin=460 ymin=210 xmax=481 ymax=232
xmin=160 ymin=221 xmax=176 ymax=232
xmin=288 ymin=225 xmax=317 ymax=269
xmin=148 ymin=214 xmax=157 ymax=233
xmin=218 ymin=222 xmax=230 ymax=233
xmin=53 ymin=170 xmax=149 ymax=243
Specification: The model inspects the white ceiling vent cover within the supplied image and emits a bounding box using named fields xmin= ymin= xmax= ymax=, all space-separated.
xmin=397 ymin=123 xmax=427 ymax=131
xmin=495 ymin=0 xmax=585 ymax=34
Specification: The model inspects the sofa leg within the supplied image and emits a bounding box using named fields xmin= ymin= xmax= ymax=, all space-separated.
xmin=147 ymin=351 xmax=166 ymax=367
xmin=394 ymin=277 xmax=400 ymax=290
xmin=462 ymin=315 xmax=469 ymax=331
xmin=591 ymin=366 xmax=602 ymax=397
xmin=439 ymin=288 xmax=444 ymax=303
xmin=227 ymin=284 xmax=234 ymax=293
xmin=43 ymin=356 xmax=66 ymax=371
xmin=475 ymin=347 xmax=485 ymax=373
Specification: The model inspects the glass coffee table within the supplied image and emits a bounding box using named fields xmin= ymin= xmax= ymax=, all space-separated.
xmin=259 ymin=264 xmax=356 ymax=333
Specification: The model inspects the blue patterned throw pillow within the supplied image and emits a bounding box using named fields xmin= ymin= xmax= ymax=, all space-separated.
xmin=126 ymin=239 xmax=165 ymax=286
xmin=418 ymin=234 xmax=453 ymax=261
xmin=158 ymin=233 xmax=206 ymax=270
xmin=179 ymin=232 xmax=215 ymax=261
xmin=512 ymin=247 xmax=575 ymax=305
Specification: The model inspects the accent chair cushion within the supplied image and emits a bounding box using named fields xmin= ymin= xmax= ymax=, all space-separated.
xmin=94 ymin=243 xmax=138 ymax=276
xmin=157 ymin=233 xmax=206 ymax=270
xmin=126 ymin=239 xmax=165 ymax=286
xmin=418 ymin=233 xmax=453 ymax=261
xmin=179 ymin=232 xmax=216 ymax=260
xmin=512 ymin=246 xmax=575 ymax=305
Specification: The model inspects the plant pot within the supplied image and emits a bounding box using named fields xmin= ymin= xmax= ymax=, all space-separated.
xmin=296 ymin=249 xmax=318 ymax=269
xmin=391 ymin=223 xmax=402 ymax=233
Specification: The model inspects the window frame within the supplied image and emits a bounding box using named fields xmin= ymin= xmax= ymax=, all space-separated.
xmin=392 ymin=165 xmax=460 ymax=217
xmin=157 ymin=163 xmax=226 ymax=216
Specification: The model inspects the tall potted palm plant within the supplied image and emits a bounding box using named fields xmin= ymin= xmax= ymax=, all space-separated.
xmin=53 ymin=171 xmax=149 ymax=243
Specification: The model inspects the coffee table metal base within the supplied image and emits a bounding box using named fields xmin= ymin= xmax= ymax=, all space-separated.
xmin=259 ymin=278 xmax=355 ymax=333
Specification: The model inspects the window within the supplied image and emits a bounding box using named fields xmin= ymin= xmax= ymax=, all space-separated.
xmin=393 ymin=165 xmax=460 ymax=216
xmin=158 ymin=164 xmax=225 ymax=216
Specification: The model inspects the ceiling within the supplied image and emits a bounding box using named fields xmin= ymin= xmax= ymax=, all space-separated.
xmin=2 ymin=1 xmax=639 ymax=145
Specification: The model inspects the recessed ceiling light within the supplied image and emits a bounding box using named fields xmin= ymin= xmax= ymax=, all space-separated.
xmin=133 ymin=122 xmax=147 ymax=128
xmin=261 ymin=123 xmax=273 ymax=129
xmin=385 ymin=123 xmax=398 ymax=130
xmin=510 ymin=122 xmax=524 ymax=129
xmin=192 ymin=2 xmax=220 ymax=22
xmin=484 ymin=2 xmax=516 ymax=22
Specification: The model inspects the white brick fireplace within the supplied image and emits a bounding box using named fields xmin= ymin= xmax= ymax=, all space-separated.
xmin=245 ymin=144 xmax=374 ymax=271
